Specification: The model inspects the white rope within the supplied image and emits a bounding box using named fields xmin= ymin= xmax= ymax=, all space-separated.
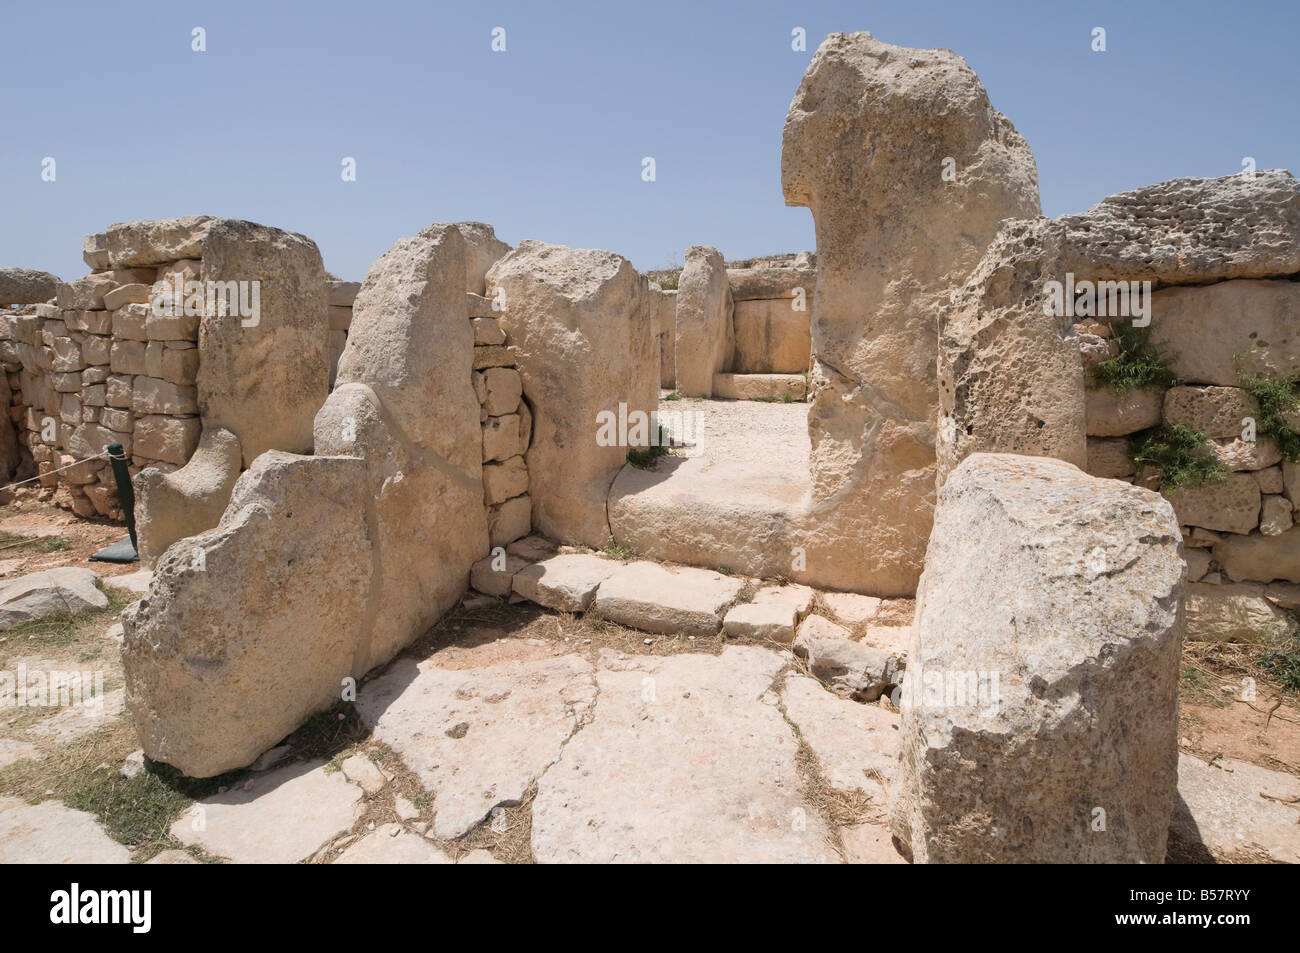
xmin=0 ymin=451 xmax=108 ymax=492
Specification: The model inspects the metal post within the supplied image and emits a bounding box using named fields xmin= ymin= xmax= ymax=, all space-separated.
xmin=106 ymin=442 xmax=137 ymax=553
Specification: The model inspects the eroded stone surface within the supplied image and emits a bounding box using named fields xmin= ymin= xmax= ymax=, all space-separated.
xmin=783 ymin=32 xmax=1040 ymax=595
xmin=782 ymin=674 xmax=900 ymax=804
xmin=1171 ymin=755 xmax=1300 ymax=864
xmin=170 ymin=760 xmax=363 ymax=864
xmin=0 ymin=568 xmax=106 ymax=629
xmin=893 ymin=453 xmax=1185 ymax=863
xmin=592 ymin=561 xmax=744 ymax=636
xmin=487 ymin=241 xmax=657 ymax=547
xmin=531 ymin=646 xmax=838 ymax=863
xmin=0 ymin=796 xmax=131 ymax=864
xmin=334 ymin=823 xmax=452 ymax=864
xmin=511 ymin=553 xmax=618 ymax=612
xmin=357 ymin=654 xmax=596 ymax=840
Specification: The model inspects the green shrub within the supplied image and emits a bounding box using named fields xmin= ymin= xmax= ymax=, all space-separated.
xmin=1239 ymin=367 xmax=1300 ymax=462
xmin=626 ymin=425 xmax=672 ymax=469
xmin=1257 ymin=636 xmax=1300 ymax=694
xmin=1129 ymin=423 xmax=1228 ymax=489
xmin=1089 ymin=323 xmax=1180 ymax=394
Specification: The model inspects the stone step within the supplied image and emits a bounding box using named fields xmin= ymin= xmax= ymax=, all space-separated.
xmin=711 ymin=372 xmax=806 ymax=401
xmin=592 ymin=561 xmax=745 ymax=636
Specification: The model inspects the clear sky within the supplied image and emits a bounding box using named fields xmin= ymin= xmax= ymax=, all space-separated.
xmin=3 ymin=0 xmax=1297 ymax=281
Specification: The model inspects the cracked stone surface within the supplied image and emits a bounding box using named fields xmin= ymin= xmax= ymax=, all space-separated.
xmin=1172 ymin=754 xmax=1300 ymax=863
xmin=781 ymin=674 xmax=900 ymax=805
xmin=26 ymin=688 xmax=125 ymax=744
xmin=170 ymin=759 xmax=364 ymax=863
xmin=0 ymin=796 xmax=131 ymax=863
xmin=334 ymin=823 xmax=452 ymax=863
xmin=357 ymin=654 xmax=596 ymax=840
xmin=531 ymin=645 xmax=839 ymax=863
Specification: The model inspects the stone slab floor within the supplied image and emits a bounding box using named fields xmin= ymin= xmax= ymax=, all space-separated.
xmin=608 ymin=396 xmax=812 ymax=576
xmin=2 ymin=588 xmax=1298 ymax=863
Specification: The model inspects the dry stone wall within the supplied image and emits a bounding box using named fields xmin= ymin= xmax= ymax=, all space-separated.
xmin=1 ymin=217 xmax=329 ymax=526
xmin=468 ymin=291 xmax=532 ymax=547
xmin=941 ymin=170 xmax=1300 ymax=639
xmin=326 ymin=280 xmax=358 ymax=388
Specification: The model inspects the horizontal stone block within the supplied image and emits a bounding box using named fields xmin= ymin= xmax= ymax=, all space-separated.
xmin=132 ymin=376 xmax=198 ymax=415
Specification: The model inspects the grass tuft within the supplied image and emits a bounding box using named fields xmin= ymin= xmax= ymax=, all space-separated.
xmin=1238 ymin=366 xmax=1300 ymax=462
xmin=1089 ymin=322 xmax=1181 ymax=394
xmin=1129 ymin=423 xmax=1228 ymax=489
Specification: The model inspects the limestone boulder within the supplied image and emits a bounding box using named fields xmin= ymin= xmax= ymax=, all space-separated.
xmin=726 ymin=257 xmax=815 ymax=301
xmin=0 ymin=568 xmax=106 ymax=629
xmin=592 ymin=561 xmax=744 ymax=637
xmin=1085 ymin=437 xmax=1134 ymax=479
xmin=197 ymin=219 xmax=329 ymax=467
xmin=1085 ymin=386 xmax=1162 ymax=437
xmin=1149 ymin=280 xmax=1300 ymax=384
xmin=674 ymin=246 xmax=733 ymax=397
xmin=892 ymin=453 xmax=1185 ymax=863
xmin=134 ymin=427 xmax=242 ymax=567
xmin=722 ymin=601 xmax=797 ymax=642
xmin=1184 ymin=582 xmax=1293 ymax=643
xmin=1162 ymin=386 xmax=1257 ymax=439
xmin=440 ymin=222 xmax=510 ymax=296
xmin=105 ymin=215 xmax=215 ymax=267
xmin=0 ymin=268 xmax=60 ymax=305
xmin=784 ymin=32 xmax=1041 ymax=594
xmin=122 ymin=453 xmax=373 ymax=777
xmin=511 ymin=553 xmax=618 ymax=612
xmin=315 ymin=224 xmax=488 ymax=672
xmin=486 ymin=240 xmax=657 ymax=548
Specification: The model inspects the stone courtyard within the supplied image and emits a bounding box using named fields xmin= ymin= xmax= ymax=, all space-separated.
xmin=0 ymin=29 xmax=1298 ymax=866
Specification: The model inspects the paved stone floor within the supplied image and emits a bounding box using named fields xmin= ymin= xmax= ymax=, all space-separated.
xmin=1 ymin=578 xmax=1298 ymax=863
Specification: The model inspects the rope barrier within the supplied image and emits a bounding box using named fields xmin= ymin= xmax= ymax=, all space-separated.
xmin=0 ymin=451 xmax=108 ymax=492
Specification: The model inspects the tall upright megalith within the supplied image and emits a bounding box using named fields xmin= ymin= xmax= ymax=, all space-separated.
xmin=674 ymin=245 xmax=733 ymax=397
xmin=124 ymin=224 xmax=488 ymax=777
xmin=487 ymin=241 xmax=657 ymax=549
xmin=782 ymin=32 xmax=1041 ymax=594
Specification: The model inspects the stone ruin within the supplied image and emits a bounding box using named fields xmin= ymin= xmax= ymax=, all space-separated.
xmin=5 ymin=30 xmax=1299 ymax=863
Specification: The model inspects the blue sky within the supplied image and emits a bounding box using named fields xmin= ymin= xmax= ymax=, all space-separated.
xmin=3 ymin=0 xmax=1297 ymax=281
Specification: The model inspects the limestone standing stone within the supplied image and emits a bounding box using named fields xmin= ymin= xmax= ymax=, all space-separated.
xmin=134 ymin=427 xmax=241 ymax=566
xmin=123 ymin=453 xmax=373 ymax=777
xmin=783 ymin=32 xmax=1041 ymax=595
xmin=125 ymin=224 xmax=491 ymax=776
xmin=446 ymin=222 xmax=511 ymax=295
xmin=655 ymin=287 xmax=677 ymax=388
xmin=314 ymin=224 xmax=488 ymax=672
xmin=674 ymin=246 xmax=733 ymax=396
xmin=486 ymin=241 xmax=657 ymax=548
xmin=891 ymin=453 xmax=1185 ymax=863
xmin=196 ymin=219 xmax=329 ymax=466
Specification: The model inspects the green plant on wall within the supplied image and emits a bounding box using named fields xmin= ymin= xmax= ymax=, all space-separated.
xmin=1088 ymin=322 xmax=1181 ymax=395
xmin=1128 ymin=422 xmax=1228 ymax=489
xmin=1238 ymin=364 xmax=1300 ymax=462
